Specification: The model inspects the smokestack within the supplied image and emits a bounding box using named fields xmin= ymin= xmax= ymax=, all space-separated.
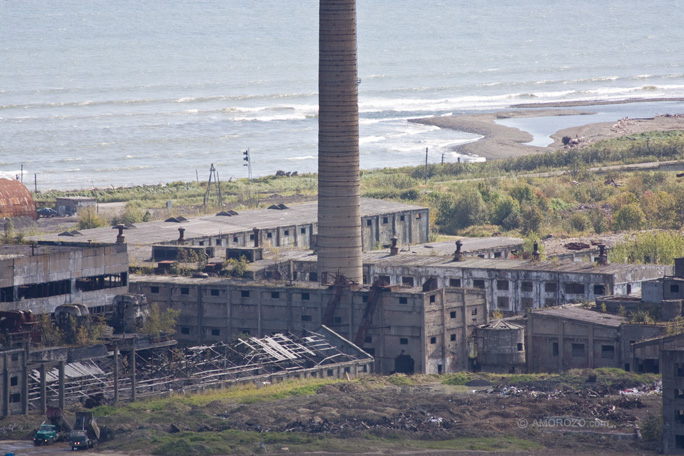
xmin=317 ymin=0 xmax=363 ymax=284
xmin=178 ymin=227 xmax=185 ymax=245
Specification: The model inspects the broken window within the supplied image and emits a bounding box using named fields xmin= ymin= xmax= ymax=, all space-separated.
xmin=601 ymin=345 xmax=615 ymax=359
xmin=450 ymin=334 xmax=456 ymax=341
xmin=0 ymin=286 xmax=13 ymax=302
xmin=301 ymin=315 xmax=312 ymax=322
xmin=399 ymin=297 xmax=408 ymax=304
xmin=430 ymin=337 xmax=437 ymax=344
xmin=180 ymin=288 xmax=189 ymax=295
xmin=10 ymin=376 xmax=18 ymax=386
xmin=211 ymin=328 xmax=220 ymax=336
xmin=241 ymin=290 xmax=250 ymax=298
xmin=181 ymin=327 xmax=190 ymax=335
xmin=449 ymin=278 xmax=461 ymax=287
xmin=496 ymin=280 xmax=509 ymax=291
xmin=9 ymin=393 xmax=20 ymax=403
xmin=382 ymin=217 xmax=388 ymax=224
xmin=677 ymin=435 xmax=684 ymax=449
xmin=676 ymin=410 xmax=684 ymax=424
xmin=572 ymin=343 xmax=585 ymax=357
xmin=494 ymin=251 xmax=502 ymax=258
xmin=429 ymin=295 xmax=436 ymax=303
xmin=300 ymin=228 xmax=306 ymax=234
xmin=552 ymin=342 xmax=559 ymax=357
xmin=544 ymin=282 xmax=558 ymax=293
xmin=473 ymin=279 xmax=485 ymax=289
xmin=302 ymin=292 xmax=310 ymax=301
xmin=210 ymin=289 xmax=220 ymax=296
xmin=566 ymin=283 xmax=585 ymax=295
xmin=364 ymin=336 xmax=372 ymax=344
xmin=521 ymin=281 xmax=533 ymax=292
xmin=496 ymin=296 xmax=509 ymax=309
xmin=151 ymin=286 xmax=160 ymax=294
xmin=517 ymin=343 xmax=524 ymax=351
xmin=18 ymin=278 xmax=71 ymax=300
xmin=366 ymin=219 xmax=372 ymax=226
xmin=402 ymin=276 xmax=414 ymax=287
xmin=400 ymin=338 xmax=408 ymax=345
xmin=521 ymin=298 xmax=533 ymax=310
xmin=594 ymin=284 xmax=606 ymax=295
xmin=334 ymin=316 xmax=342 ymax=325
xmin=450 ymin=311 xmax=456 ymax=319
xmin=378 ymin=275 xmax=390 ymax=286
xmin=309 ymin=272 xmax=318 ymax=282
xmin=271 ymin=291 xmax=280 ymax=299
xmin=672 ymin=284 xmax=681 ymax=293
xmin=471 ymin=308 xmax=478 ymax=316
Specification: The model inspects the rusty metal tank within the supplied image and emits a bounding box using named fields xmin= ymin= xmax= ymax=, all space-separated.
xmin=0 ymin=178 xmax=36 ymax=220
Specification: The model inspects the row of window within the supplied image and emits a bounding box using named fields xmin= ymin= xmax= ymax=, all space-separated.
xmin=551 ymin=342 xmax=615 ymax=359
xmin=196 ymin=228 xmax=311 ymax=247
xmin=0 ymin=272 xmax=128 ymax=302
xmin=365 ymin=213 xmax=422 ymax=227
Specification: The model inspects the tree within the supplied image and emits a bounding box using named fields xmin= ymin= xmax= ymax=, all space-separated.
xmin=520 ymin=205 xmax=543 ymax=235
xmin=142 ymin=303 xmax=180 ymax=338
xmin=436 ymin=188 xmax=488 ymax=234
xmin=78 ymin=207 xmax=107 ymax=230
xmin=613 ymin=203 xmax=645 ymax=231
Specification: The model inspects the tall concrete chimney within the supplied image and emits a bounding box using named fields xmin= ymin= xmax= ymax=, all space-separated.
xmin=317 ymin=0 xmax=363 ymax=284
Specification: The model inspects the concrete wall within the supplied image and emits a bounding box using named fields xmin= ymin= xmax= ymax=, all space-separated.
xmin=476 ymin=326 xmax=526 ymax=372
xmin=1 ymin=348 xmax=27 ymax=417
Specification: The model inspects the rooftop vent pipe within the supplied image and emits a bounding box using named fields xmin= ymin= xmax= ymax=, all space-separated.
xmin=115 ymin=224 xmax=126 ymax=244
xmin=597 ymin=244 xmax=608 ymax=265
xmin=390 ymin=236 xmax=399 ymax=256
xmin=453 ymin=240 xmax=464 ymax=262
xmin=532 ymin=241 xmax=540 ymax=261
xmin=178 ymin=227 xmax=185 ymax=245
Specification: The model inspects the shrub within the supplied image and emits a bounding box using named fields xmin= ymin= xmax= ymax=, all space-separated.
xmin=613 ymin=203 xmax=645 ymax=231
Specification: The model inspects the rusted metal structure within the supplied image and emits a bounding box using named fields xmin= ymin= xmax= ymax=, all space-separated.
xmin=317 ymin=0 xmax=363 ymax=284
xmin=0 ymin=178 xmax=36 ymax=220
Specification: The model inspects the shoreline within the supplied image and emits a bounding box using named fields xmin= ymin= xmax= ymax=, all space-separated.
xmin=411 ymin=98 xmax=684 ymax=161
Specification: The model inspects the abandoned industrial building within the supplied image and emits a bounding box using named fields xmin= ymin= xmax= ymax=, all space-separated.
xmin=0 ymin=242 xmax=129 ymax=314
xmin=661 ymin=347 xmax=684 ymax=454
xmin=128 ymin=274 xmax=487 ymax=375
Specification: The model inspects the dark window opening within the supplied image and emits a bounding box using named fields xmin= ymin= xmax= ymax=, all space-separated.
xmin=429 ymin=295 xmax=436 ymax=303
xmin=676 ymin=363 xmax=684 ymax=377
xmin=496 ymin=280 xmax=509 ymax=291
xmin=181 ymin=327 xmax=190 ymax=335
xmin=494 ymin=251 xmax=502 ymax=258
xmin=449 ymin=278 xmax=461 ymax=287
xmin=601 ymin=345 xmax=615 ymax=359
xmin=473 ymin=279 xmax=485 ymax=289
xmin=676 ymin=389 xmax=684 ymax=399
xmin=18 ymin=279 xmax=71 ymax=300
xmin=517 ymin=343 xmax=524 ymax=351
xmin=399 ymin=297 xmax=408 ymax=304
xmin=241 ymin=290 xmax=250 ymax=298
xmin=364 ymin=336 xmax=372 ymax=344
xmin=249 ymin=234 xmax=255 ymax=240
xmin=10 ymin=376 xmax=18 ymax=386
xmin=594 ymin=284 xmax=606 ymax=295
xmin=382 ymin=217 xmax=388 ymax=224
xmin=566 ymin=283 xmax=585 ymax=295
xmin=210 ymin=289 xmax=220 ymax=296
xmin=0 ymin=286 xmax=13 ymax=303
xmin=267 ymin=232 xmax=273 ymax=239
xmin=672 ymin=284 xmax=681 ymax=293
xmin=180 ymin=287 xmax=189 ymax=295
xmin=150 ymin=286 xmax=159 ymax=294
xmin=300 ymin=228 xmax=306 ymax=234
xmin=676 ymin=410 xmax=684 ymax=424
xmin=430 ymin=337 xmax=437 ymax=344
xmin=378 ymin=275 xmax=390 ymax=286
xmin=471 ymin=308 xmax=478 ymax=316
xmin=497 ymin=297 xmax=509 ymax=309
xmin=362 ymin=295 xmax=368 ymax=303
xmin=284 ymin=230 xmax=289 ymax=236
xmin=450 ymin=334 xmax=456 ymax=341
xmin=334 ymin=316 xmax=342 ymax=324
xmin=302 ymin=292 xmax=310 ymax=300
xmin=215 ymin=239 xmax=221 ymax=246
xmin=366 ymin=219 xmax=372 ymax=226
xmin=438 ymin=364 xmax=443 ymax=374
xmin=450 ymin=311 xmax=456 ymax=319
xmin=400 ymin=215 xmax=405 ymax=221
xmin=552 ymin=342 xmax=559 ymax=357
xmin=75 ymin=273 xmax=127 ymax=293
xmin=521 ymin=298 xmax=534 ymax=309
xmin=400 ymin=338 xmax=408 ymax=345
xmin=627 ymin=284 xmax=632 ymax=294
xmin=677 ymin=435 xmax=684 ymax=449
xmin=545 ymin=282 xmax=558 ymax=293
xmin=9 ymin=393 xmax=20 ymax=403
xmin=211 ymin=328 xmax=220 ymax=336
xmin=301 ymin=315 xmax=312 ymax=322
xmin=402 ymin=276 xmax=414 ymax=287
xmin=199 ymin=241 xmax=204 ymax=246
xmin=233 ymin=236 xmax=238 ymax=243
xmin=521 ymin=281 xmax=533 ymax=292
xmin=572 ymin=343 xmax=585 ymax=357
xmin=309 ymin=272 xmax=318 ymax=282
xmin=271 ymin=291 xmax=280 ymax=299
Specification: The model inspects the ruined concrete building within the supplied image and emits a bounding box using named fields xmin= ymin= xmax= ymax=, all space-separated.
xmin=661 ymin=347 xmax=684 ymax=454
xmin=129 ymin=274 xmax=486 ymax=374
xmin=0 ymin=242 xmax=129 ymax=314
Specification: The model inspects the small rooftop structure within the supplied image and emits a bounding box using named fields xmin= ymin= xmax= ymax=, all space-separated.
xmin=0 ymin=178 xmax=36 ymax=220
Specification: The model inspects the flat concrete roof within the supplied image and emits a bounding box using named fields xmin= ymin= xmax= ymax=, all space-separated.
xmin=0 ymin=243 xmax=86 ymax=260
xmin=531 ymin=305 xmax=626 ymax=327
xmin=30 ymin=198 xmax=427 ymax=247
xmin=381 ymin=237 xmax=523 ymax=257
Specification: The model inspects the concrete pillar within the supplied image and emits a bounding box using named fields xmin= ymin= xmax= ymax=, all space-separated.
xmin=130 ymin=347 xmax=136 ymax=402
xmin=58 ymin=361 xmax=65 ymax=411
xmin=3 ymin=355 xmax=8 ymax=417
xmin=22 ymin=364 xmax=28 ymax=415
xmin=559 ymin=321 xmax=565 ymax=372
xmin=113 ymin=345 xmax=119 ymax=403
xmin=39 ymin=363 xmax=47 ymax=413
xmin=317 ymin=0 xmax=363 ymax=284
xmin=588 ymin=325 xmax=595 ymax=368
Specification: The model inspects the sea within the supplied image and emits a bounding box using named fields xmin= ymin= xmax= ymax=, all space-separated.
xmin=3 ymin=0 xmax=684 ymax=191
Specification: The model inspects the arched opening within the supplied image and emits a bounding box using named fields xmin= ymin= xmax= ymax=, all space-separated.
xmin=394 ymin=354 xmax=415 ymax=374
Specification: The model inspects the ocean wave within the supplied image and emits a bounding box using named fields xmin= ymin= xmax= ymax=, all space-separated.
xmin=284 ymin=155 xmax=315 ymax=161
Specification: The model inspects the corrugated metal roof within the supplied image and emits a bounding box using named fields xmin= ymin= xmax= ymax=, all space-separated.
xmin=0 ymin=178 xmax=36 ymax=220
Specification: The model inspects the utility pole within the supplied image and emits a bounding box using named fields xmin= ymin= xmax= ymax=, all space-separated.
xmin=424 ymin=147 xmax=428 ymax=185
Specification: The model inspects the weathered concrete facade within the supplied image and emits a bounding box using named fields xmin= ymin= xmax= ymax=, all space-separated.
xmin=526 ymin=306 xmax=664 ymax=372
xmin=0 ymin=243 xmax=129 ymax=314
xmin=128 ymin=275 xmax=486 ymax=374
xmin=475 ymin=319 xmax=526 ymax=373
xmin=55 ymin=196 xmax=97 ymax=216
xmin=0 ymin=348 xmax=27 ymax=417
xmin=661 ymin=347 xmax=684 ymax=454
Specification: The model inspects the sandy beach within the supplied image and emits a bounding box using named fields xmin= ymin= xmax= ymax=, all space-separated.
xmin=411 ymin=99 xmax=684 ymax=161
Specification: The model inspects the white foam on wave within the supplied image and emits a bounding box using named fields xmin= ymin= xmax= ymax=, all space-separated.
xmin=283 ymin=155 xmax=315 ymax=161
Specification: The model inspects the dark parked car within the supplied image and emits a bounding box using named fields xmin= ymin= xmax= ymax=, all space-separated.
xmin=37 ymin=208 xmax=58 ymax=218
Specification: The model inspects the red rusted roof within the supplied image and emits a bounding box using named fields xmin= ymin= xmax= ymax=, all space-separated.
xmin=0 ymin=178 xmax=36 ymax=220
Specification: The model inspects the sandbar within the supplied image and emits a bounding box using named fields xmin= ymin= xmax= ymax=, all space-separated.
xmin=410 ymin=99 xmax=684 ymax=161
